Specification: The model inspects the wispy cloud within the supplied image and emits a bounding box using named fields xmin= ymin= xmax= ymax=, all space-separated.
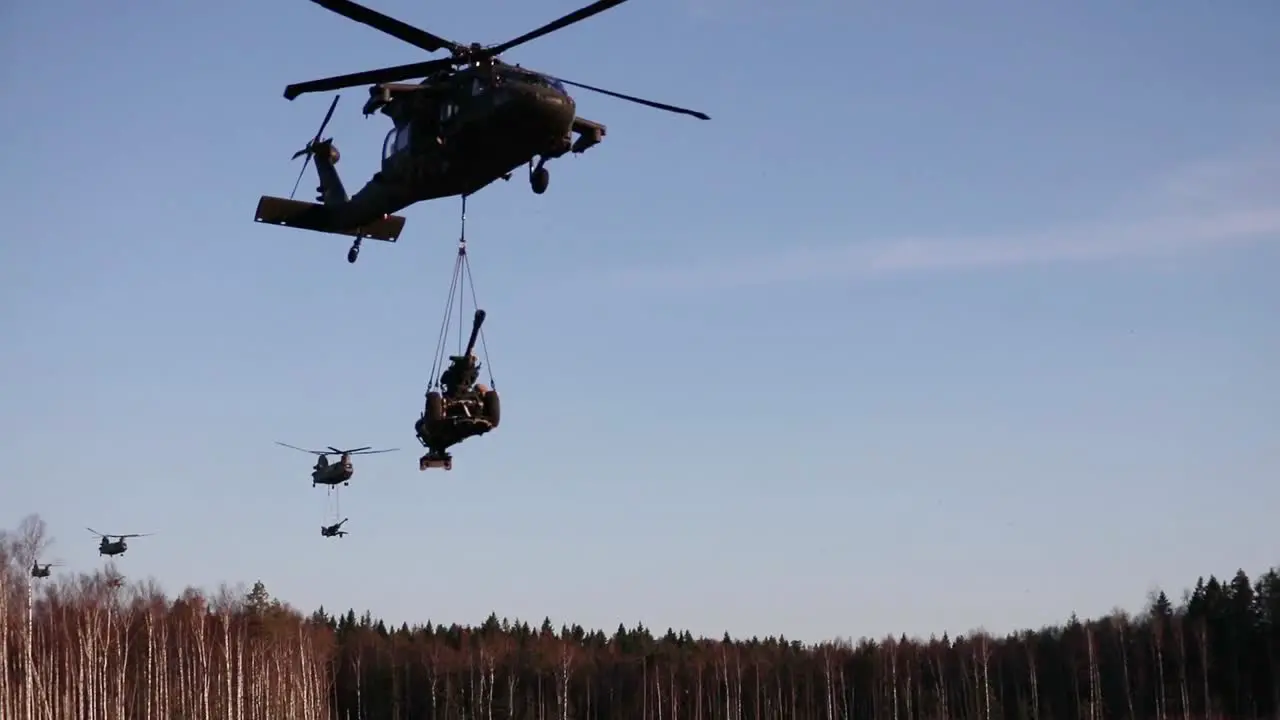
xmin=606 ymin=145 xmax=1280 ymax=292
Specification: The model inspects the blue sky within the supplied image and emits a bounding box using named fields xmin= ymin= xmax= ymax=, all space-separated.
xmin=1 ymin=0 xmax=1277 ymax=643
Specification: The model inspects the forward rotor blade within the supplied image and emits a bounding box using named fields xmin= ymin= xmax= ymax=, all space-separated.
xmin=550 ymin=75 xmax=710 ymax=120
xmin=87 ymin=527 xmax=106 ymax=537
xmin=350 ymin=448 xmax=398 ymax=455
xmin=284 ymin=60 xmax=452 ymax=100
xmin=277 ymin=441 xmax=325 ymax=455
xmin=483 ymin=0 xmax=629 ymax=58
xmin=307 ymin=0 xmax=460 ymax=54
xmin=344 ymin=446 xmax=372 ymax=453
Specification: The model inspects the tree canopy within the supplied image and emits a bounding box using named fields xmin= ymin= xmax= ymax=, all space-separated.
xmin=2 ymin=516 xmax=1278 ymax=719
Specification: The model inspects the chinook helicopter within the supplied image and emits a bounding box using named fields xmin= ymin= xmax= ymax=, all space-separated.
xmin=87 ymin=529 xmax=152 ymax=557
xmin=30 ymin=561 xmax=60 ymax=579
xmin=253 ymin=0 xmax=710 ymax=263
xmin=276 ymin=442 xmax=398 ymax=486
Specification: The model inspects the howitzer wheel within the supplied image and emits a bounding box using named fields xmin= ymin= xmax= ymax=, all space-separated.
xmin=426 ymin=391 xmax=444 ymax=424
xmin=482 ymin=390 xmax=500 ymax=428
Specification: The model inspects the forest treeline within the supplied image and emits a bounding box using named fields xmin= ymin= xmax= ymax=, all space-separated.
xmin=2 ymin=514 xmax=1278 ymax=720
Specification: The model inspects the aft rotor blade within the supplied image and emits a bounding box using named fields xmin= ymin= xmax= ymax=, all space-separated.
xmin=284 ymin=59 xmax=453 ymax=100
xmin=87 ymin=527 xmax=107 ymax=537
xmin=276 ymin=441 xmax=326 ymax=455
xmin=550 ymin=75 xmax=710 ymax=120
xmin=349 ymin=448 xmax=398 ymax=455
xmin=115 ymin=533 xmax=152 ymax=539
xmin=307 ymin=0 xmax=460 ymax=54
xmin=483 ymin=0 xmax=629 ymax=58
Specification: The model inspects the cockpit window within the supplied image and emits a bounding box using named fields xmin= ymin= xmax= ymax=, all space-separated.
xmin=505 ymin=70 xmax=565 ymax=93
xmin=382 ymin=123 xmax=412 ymax=160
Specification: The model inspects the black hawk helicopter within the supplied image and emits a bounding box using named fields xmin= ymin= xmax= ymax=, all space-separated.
xmin=276 ymin=442 xmax=398 ymax=486
xmin=321 ymin=518 xmax=350 ymax=538
xmin=253 ymin=0 xmax=710 ymax=263
xmin=87 ymin=529 xmax=152 ymax=557
xmin=30 ymin=561 xmax=60 ymax=579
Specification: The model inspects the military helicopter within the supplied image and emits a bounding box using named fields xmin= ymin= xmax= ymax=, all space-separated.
xmin=276 ymin=442 xmax=398 ymax=486
xmin=87 ymin=529 xmax=152 ymax=557
xmin=30 ymin=561 xmax=60 ymax=579
xmin=321 ymin=518 xmax=350 ymax=538
xmin=253 ymin=0 xmax=710 ymax=264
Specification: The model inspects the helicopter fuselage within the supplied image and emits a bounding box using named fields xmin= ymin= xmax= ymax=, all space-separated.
xmin=379 ymin=74 xmax=584 ymax=200
xmin=312 ymin=460 xmax=355 ymax=486
xmin=99 ymin=540 xmax=127 ymax=556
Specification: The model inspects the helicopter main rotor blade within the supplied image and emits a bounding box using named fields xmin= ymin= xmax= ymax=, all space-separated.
xmin=483 ymin=0 xmax=630 ymax=59
xmin=307 ymin=0 xmax=461 ymax=54
xmin=87 ymin=527 xmax=107 ymax=537
xmin=349 ymin=448 xmax=398 ymax=455
xmin=549 ymin=75 xmax=710 ymax=120
xmin=276 ymin=441 xmax=327 ymax=455
xmin=114 ymin=533 xmax=152 ymax=539
xmin=284 ymin=59 xmax=454 ymax=100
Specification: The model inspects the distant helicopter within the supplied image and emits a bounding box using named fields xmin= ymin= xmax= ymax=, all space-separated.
xmin=30 ymin=561 xmax=60 ymax=578
xmin=276 ymin=442 xmax=398 ymax=486
xmin=87 ymin=528 xmax=153 ymax=557
xmin=321 ymin=518 xmax=350 ymax=538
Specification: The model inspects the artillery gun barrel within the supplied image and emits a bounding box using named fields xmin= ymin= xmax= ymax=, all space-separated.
xmin=464 ymin=309 xmax=486 ymax=358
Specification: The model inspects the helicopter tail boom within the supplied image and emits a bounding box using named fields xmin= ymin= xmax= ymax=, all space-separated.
xmin=254 ymin=196 xmax=406 ymax=242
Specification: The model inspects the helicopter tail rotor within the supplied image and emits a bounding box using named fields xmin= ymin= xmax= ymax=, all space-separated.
xmin=289 ymin=94 xmax=341 ymax=199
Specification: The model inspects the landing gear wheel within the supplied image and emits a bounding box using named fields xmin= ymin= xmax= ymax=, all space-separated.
xmin=531 ymin=166 xmax=549 ymax=195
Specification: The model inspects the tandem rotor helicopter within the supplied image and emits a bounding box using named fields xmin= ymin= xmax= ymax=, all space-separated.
xmin=30 ymin=561 xmax=60 ymax=579
xmin=276 ymin=442 xmax=398 ymax=486
xmin=87 ymin=529 xmax=153 ymax=557
xmin=253 ymin=0 xmax=710 ymax=263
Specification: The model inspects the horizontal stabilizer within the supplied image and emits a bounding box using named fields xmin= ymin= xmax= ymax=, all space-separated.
xmin=254 ymin=196 xmax=404 ymax=242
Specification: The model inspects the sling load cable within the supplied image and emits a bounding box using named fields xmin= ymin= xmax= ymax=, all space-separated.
xmin=322 ymin=486 xmax=341 ymax=526
xmin=426 ymin=195 xmax=496 ymax=393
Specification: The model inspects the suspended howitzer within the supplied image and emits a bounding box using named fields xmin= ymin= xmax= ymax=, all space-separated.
xmin=417 ymin=308 xmax=501 ymax=470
